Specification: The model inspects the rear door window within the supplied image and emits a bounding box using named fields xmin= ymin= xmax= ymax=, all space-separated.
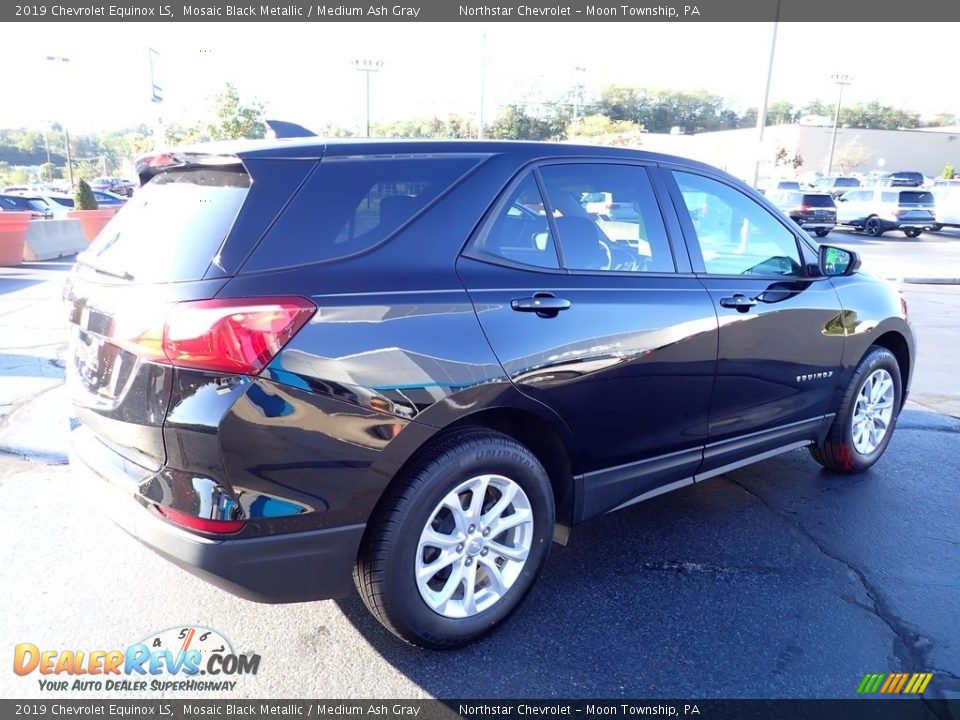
xmin=472 ymin=173 xmax=559 ymax=269
xmin=244 ymin=156 xmax=481 ymax=272
xmin=81 ymin=167 xmax=250 ymax=283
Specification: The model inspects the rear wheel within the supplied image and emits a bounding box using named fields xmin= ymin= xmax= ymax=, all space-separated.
xmin=864 ymin=216 xmax=885 ymax=237
xmin=903 ymin=228 xmax=922 ymax=238
xmin=354 ymin=429 xmax=555 ymax=649
xmin=926 ymin=224 xmax=943 ymax=232
xmin=810 ymin=347 xmax=902 ymax=473
xmin=814 ymin=228 xmax=830 ymax=238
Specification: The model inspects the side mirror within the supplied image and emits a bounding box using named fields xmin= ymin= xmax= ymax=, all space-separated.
xmin=818 ymin=245 xmax=860 ymax=276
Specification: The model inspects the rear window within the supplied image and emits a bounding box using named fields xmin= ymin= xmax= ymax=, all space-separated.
xmin=801 ymin=194 xmax=835 ymax=207
xmin=244 ymin=156 xmax=481 ymax=272
xmin=836 ymin=178 xmax=859 ymax=188
xmin=899 ymin=191 xmax=934 ymax=204
xmin=81 ymin=167 xmax=249 ymax=283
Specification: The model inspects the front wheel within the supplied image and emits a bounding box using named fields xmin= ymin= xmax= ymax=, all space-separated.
xmin=354 ymin=429 xmax=555 ymax=649
xmin=810 ymin=347 xmax=902 ymax=473
xmin=903 ymin=228 xmax=922 ymax=238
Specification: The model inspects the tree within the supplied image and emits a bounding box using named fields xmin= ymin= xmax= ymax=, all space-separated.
xmin=943 ymin=163 xmax=955 ymax=180
xmin=74 ymin=179 xmax=98 ymax=210
xmin=802 ymin=99 xmax=832 ymax=117
xmin=206 ymin=83 xmax=267 ymax=141
xmin=38 ymin=162 xmax=62 ymax=181
xmin=488 ymin=105 xmax=564 ymax=141
xmin=573 ymin=114 xmax=644 ymax=138
xmin=925 ymin=113 xmax=958 ymax=128
xmin=834 ymin=139 xmax=874 ymax=174
xmin=766 ymin=101 xmax=796 ymax=125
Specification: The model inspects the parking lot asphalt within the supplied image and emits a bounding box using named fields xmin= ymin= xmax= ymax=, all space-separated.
xmin=0 ymin=238 xmax=958 ymax=701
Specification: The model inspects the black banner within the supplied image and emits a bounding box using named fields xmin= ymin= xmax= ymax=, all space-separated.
xmin=2 ymin=700 xmax=959 ymax=720
xmin=5 ymin=0 xmax=960 ymax=22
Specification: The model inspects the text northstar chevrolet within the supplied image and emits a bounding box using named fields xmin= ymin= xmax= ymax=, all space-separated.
xmin=66 ymin=139 xmax=915 ymax=648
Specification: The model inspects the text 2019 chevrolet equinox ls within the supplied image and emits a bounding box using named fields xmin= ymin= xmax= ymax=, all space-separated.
xmin=67 ymin=139 xmax=915 ymax=648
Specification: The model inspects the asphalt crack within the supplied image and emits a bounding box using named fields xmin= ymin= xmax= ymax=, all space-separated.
xmin=725 ymin=476 xmax=945 ymax=707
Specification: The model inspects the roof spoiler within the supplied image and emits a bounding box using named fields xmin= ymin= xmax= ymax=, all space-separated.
xmin=135 ymin=151 xmax=244 ymax=186
xmin=265 ymin=119 xmax=318 ymax=139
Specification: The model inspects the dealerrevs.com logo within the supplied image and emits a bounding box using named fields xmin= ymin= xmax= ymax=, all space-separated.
xmin=13 ymin=626 xmax=261 ymax=692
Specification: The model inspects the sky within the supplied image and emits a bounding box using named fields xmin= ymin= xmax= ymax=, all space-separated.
xmin=4 ymin=22 xmax=959 ymax=135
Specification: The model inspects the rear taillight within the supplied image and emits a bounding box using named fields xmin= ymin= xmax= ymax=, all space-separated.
xmin=157 ymin=505 xmax=246 ymax=534
xmin=892 ymin=208 xmax=905 ymax=217
xmin=606 ymin=203 xmax=621 ymax=211
xmin=111 ymin=296 xmax=316 ymax=375
xmin=799 ymin=205 xmax=811 ymax=212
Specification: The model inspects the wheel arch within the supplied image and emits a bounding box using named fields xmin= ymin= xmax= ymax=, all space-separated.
xmin=871 ymin=330 xmax=912 ymax=411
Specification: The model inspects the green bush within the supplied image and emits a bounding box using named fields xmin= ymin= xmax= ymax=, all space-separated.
xmin=943 ymin=162 xmax=955 ymax=180
xmin=74 ymin=179 xmax=98 ymax=210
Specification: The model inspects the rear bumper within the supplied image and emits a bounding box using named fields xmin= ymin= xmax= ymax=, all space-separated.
xmin=71 ymin=425 xmax=363 ymax=603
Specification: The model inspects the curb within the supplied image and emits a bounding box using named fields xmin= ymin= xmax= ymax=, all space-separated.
xmin=885 ymin=277 xmax=960 ymax=285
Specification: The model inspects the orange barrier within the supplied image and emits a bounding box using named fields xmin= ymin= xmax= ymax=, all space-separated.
xmin=67 ymin=208 xmax=117 ymax=243
xmin=0 ymin=212 xmax=32 ymax=266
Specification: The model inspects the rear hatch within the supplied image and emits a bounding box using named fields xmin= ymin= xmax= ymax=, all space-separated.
xmin=65 ymin=150 xmax=317 ymax=470
xmin=895 ymin=190 xmax=936 ymax=224
xmin=799 ymin=193 xmax=836 ymax=222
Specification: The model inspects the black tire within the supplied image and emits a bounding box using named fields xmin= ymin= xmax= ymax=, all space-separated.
xmin=354 ymin=428 xmax=555 ymax=649
xmin=864 ymin=216 xmax=885 ymax=237
xmin=810 ymin=347 xmax=902 ymax=473
xmin=926 ymin=224 xmax=943 ymax=233
xmin=903 ymin=228 xmax=922 ymax=238
xmin=814 ymin=228 xmax=831 ymax=238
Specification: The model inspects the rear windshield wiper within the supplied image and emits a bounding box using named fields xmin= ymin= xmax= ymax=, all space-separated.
xmin=77 ymin=256 xmax=135 ymax=282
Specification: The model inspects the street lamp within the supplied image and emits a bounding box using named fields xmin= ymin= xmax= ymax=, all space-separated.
xmin=46 ymin=55 xmax=75 ymax=190
xmin=826 ymin=73 xmax=854 ymax=177
xmin=571 ymin=65 xmax=587 ymax=137
xmin=751 ymin=0 xmax=781 ymax=188
xmin=352 ymin=59 xmax=383 ymax=138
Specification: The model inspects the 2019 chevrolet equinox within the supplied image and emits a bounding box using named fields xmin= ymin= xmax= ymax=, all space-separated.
xmin=66 ymin=139 xmax=915 ymax=648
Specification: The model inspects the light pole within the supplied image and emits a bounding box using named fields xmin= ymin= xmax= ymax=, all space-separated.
xmin=478 ymin=31 xmax=486 ymax=139
xmin=352 ymin=59 xmax=383 ymax=137
xmin=149 ymin=47 xmax=165 ymax=149
xmin=826 ymin=73 xmax=854 ymax=177
xmin=46 ymin=55 xmax=74 ymax=190
xmin=751 ymin=0 xmax=782 ymax=188
xmin=571 ymin=65 xmax=587 ymax=137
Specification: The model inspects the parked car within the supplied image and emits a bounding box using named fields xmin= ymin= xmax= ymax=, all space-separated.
xmin=67 ymin=139 xmax=915 ymax=649
xmin=835 ymin=187 xmax=937 ymax=237
xmin=91 ymin=176 xmax=135 ymax=197
xmin=757 ymin=178 xmax=801 ymax=195
xmin=884 ymin=171 xmax=925 ymax=187
xmin=929 ymin=183 xmax=960 ymax=230
xmin=90 ymin=189 xmax=127 ymax=208
xmin=766 ymin=190 xmax=837 ymax=237
xmin=812 ymin=176 xmax=861 ymax=197
xmin=0 ymin=193 xmax=52 ymax=219
xmin=579 ymin=191 xmax=641 ymax=221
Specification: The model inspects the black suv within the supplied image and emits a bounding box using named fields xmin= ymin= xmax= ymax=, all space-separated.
xmin=766 ymin=190 xmax=837 ymax=237
xmin=67 ymin=140 xmax=915 ymax=649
